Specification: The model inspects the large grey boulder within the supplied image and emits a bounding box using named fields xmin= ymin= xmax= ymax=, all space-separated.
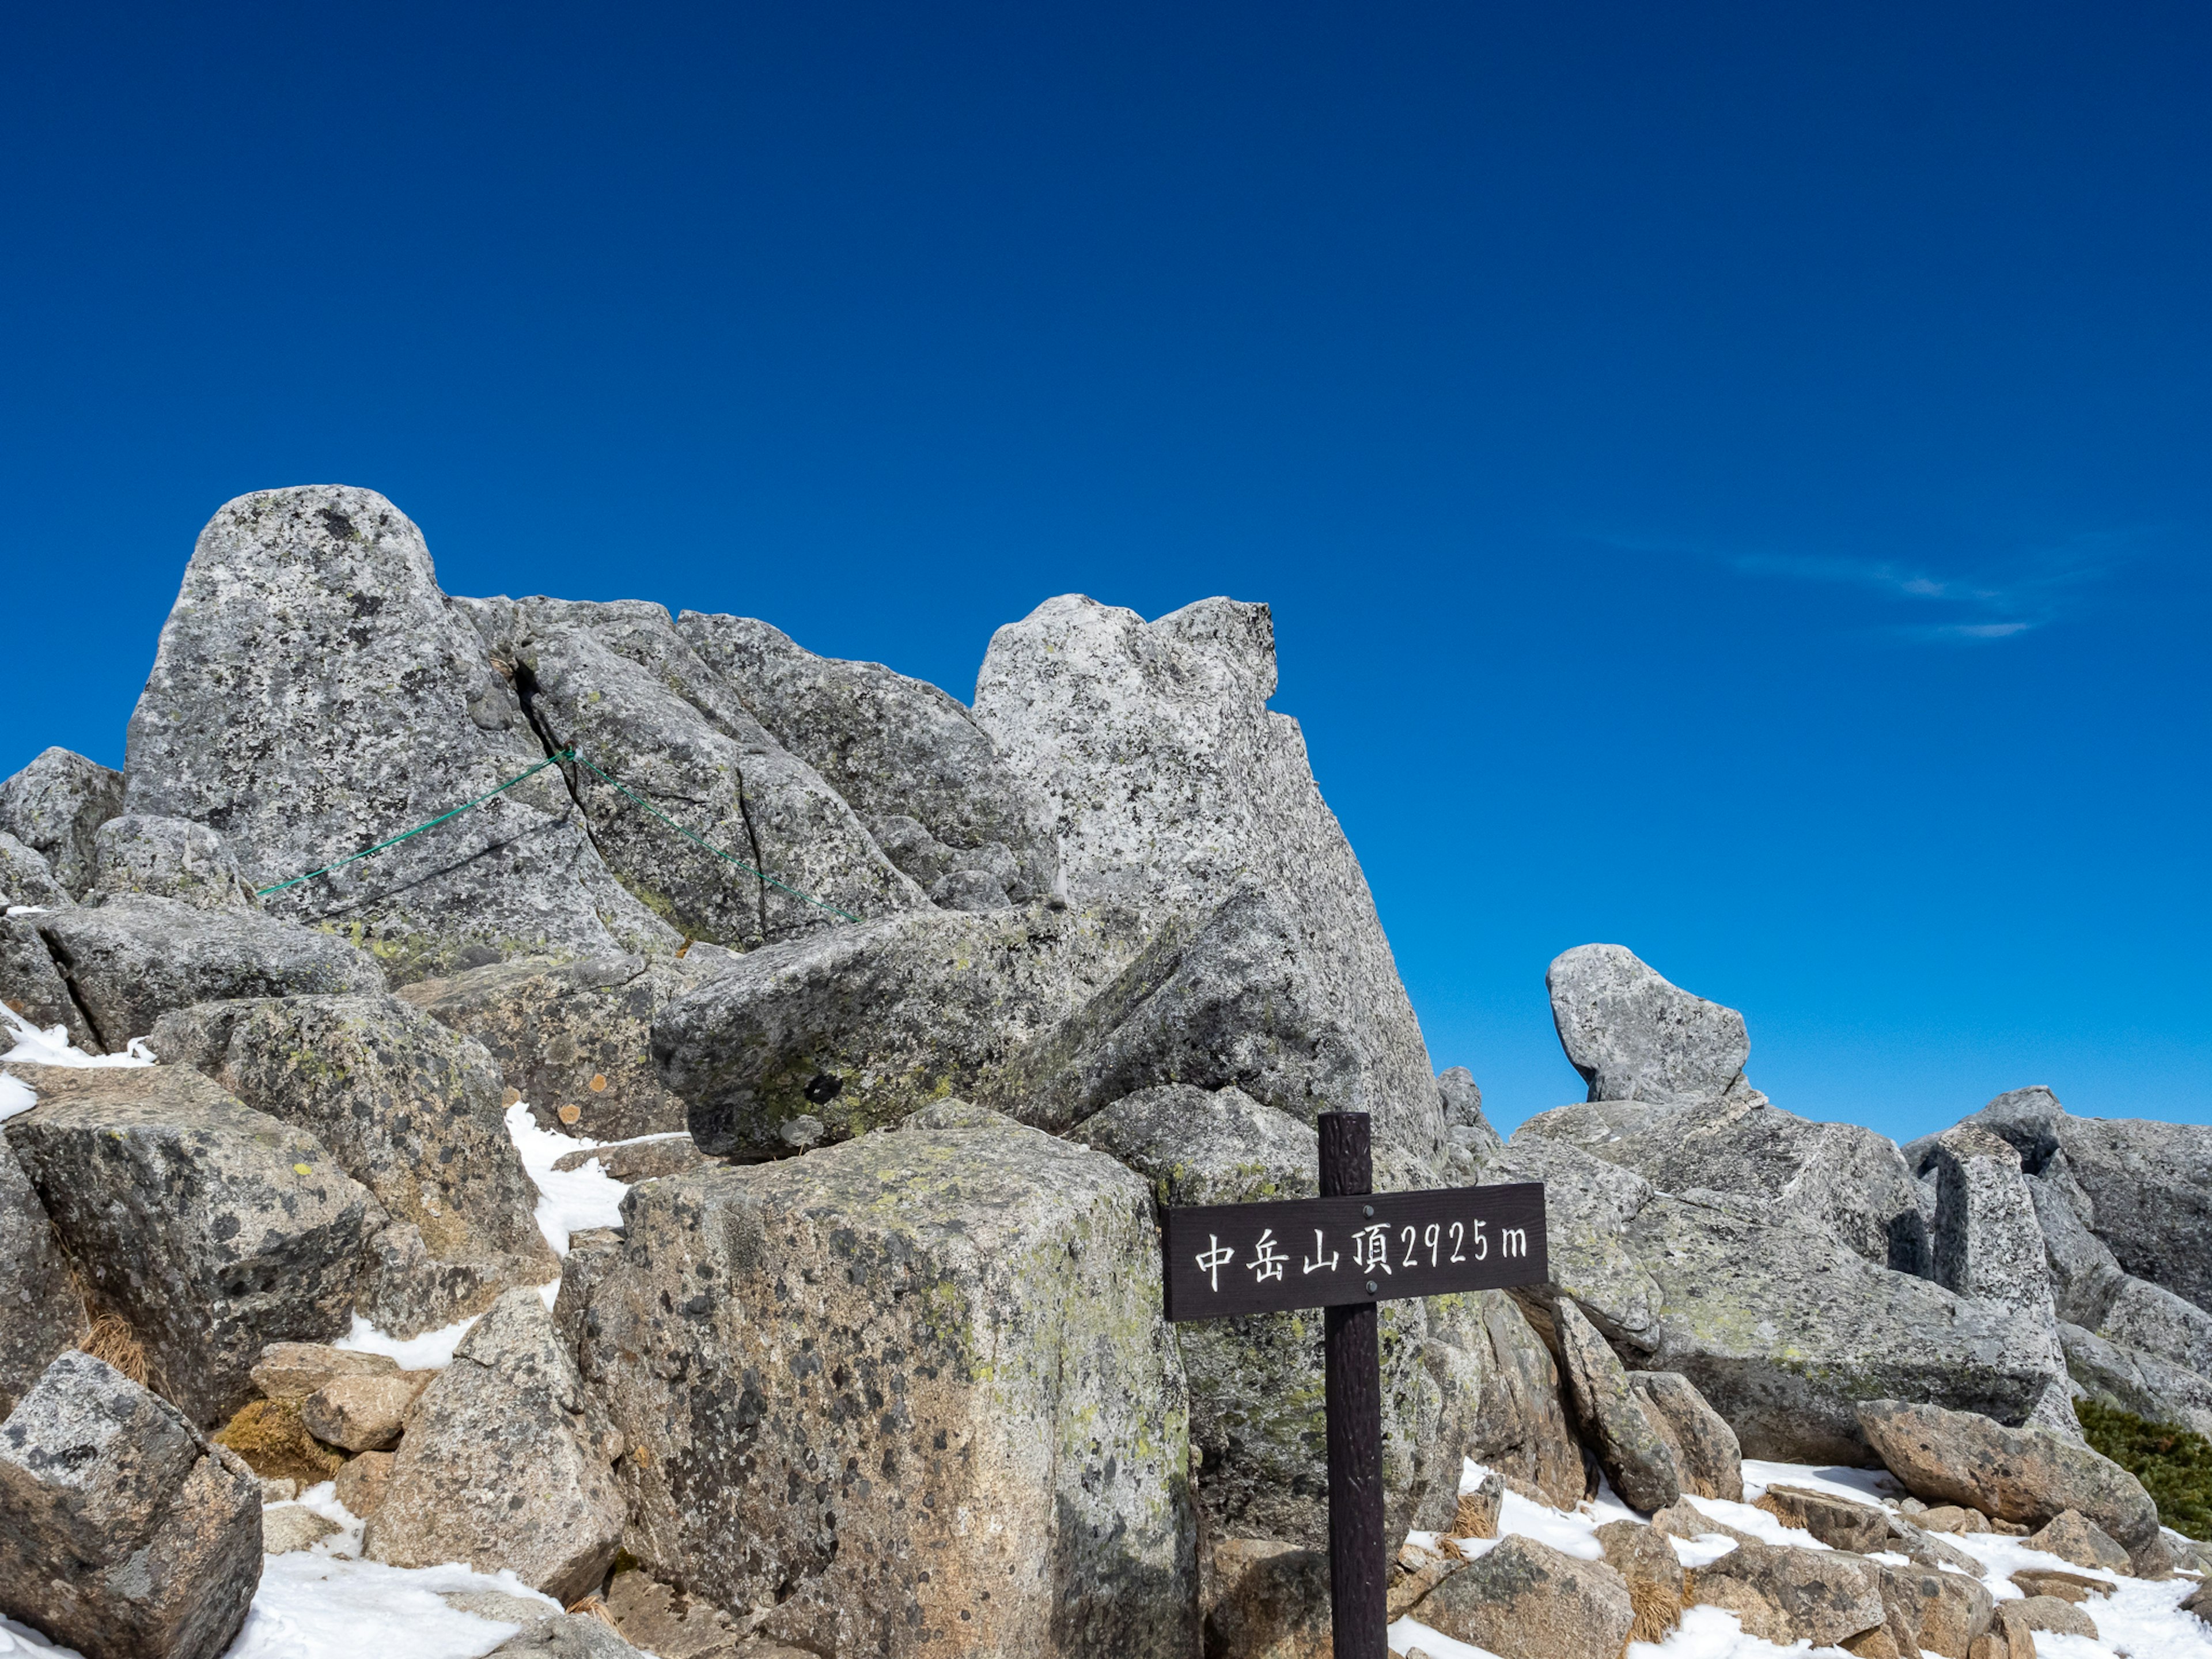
xmin=0 ymin=747 xmax=124 ymax=900
xmin=2030 ymin=1173 xmax=2131 ymax=1328
xmin=655 ymin=900 xmax=1147 ymax=1157
xmin=396 ymin=952 xmax=704 ymax=1140
xmin=150 ymin=993 xmax=556 ymax=1336
xmin=1956 ymin=1086 xmax=2212 ymax=1317
xmin=0 ymin=916 xmax=99 ymax=1051
xmin=89 ymin=815 xmax=259 ymax=911
xmin=1930 ymin=1124 xmax=2057 ymax=1322
xmin=466 ymin=597 xmax=925 ymax=946
xmin=972 ymin=595 xmax=1443 ymax=1163
xmin=2 ymin=1065 xmax=378 ymax=1425
xmin=1071 ymin=1084 xmax=1440 ymax=1548
xmin=1629 ymin=1372 xmax=1743 ymax=1501
xmin=2100 ymin=1274 xmax=2212 ymax=1379
xmin=364 ymin=1289 xmax=624 ymax=1603
xmin=0 ymin=1138 xmax=86 ymax=1420
xmin=0 ymin=831 xmax=71 ymax=911
xmin=486 ymin=1616 xmax=650 ymax=1658
xmin=0 ymin=1350 xmax=261 ymax=1659
xmin=1415 ymin=1290 xmax=1587 ymax=1516
xmin=33 ymin=893 xmax=382 ymax=1051
xmin=1414 ymin=1535 xmax=1635 ymax=1659
xmin=1857 ymin=1397 xmax=2171 ymax=1575
xmin=1493 ymin=1132 xmax=2069 ymax=1462
xmin=1551 ymin=1297 xmax=1678 ymax=1512
xmin=1544 ymin=944 xmax=1753 ymax=1108
xmin=1518 ymin=1092 xmax=1929 ymax=1272
xmin=1687 ymin=1540 xmax=1889 ymax=1649
xmin=677 ymin=611 xmax=1063 ymax=907
xmin=2059 ymin=1321 xmax=2212 ymax=1441
xmin=123 ymin=486 xmax=679 ymax=983
xmin=566 ymin=1105 xmax=1198 ymax=1658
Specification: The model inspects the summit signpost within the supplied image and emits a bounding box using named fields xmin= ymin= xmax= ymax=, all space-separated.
xmin=1161 ymin=1111 xmax=1549 ymax=1659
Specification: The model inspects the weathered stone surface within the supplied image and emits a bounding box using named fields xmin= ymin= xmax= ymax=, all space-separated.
xmin=601 ymin=1567 xmax=743 ymax=1659
xmin=467 ymin=597 xmax=925 ymax=947
xmin=2059 ymin=1319 xmax=2212 ymax=1440
xmin=972 ymin=595 xmax=1444 ymax=1164
xmin=1755 ymin=1483 xmax=1892 ymax=1552
xmin=1627 ymin=1371 xmax=1742 ymax=1501
xmin=1073 ymin=1084 xmax=1439 ymax=1548
xmin=1415 ymin=1290 xmax=1586 ymax=1516
xmin=2100 ymin=1273 xmax=2212 ymax=1378
xmin=365 ymin=1289 xmax=624 ymax=1603
xmin=0 ymin=830 xmax=71 ymax=911
xmin=124 ymin=486 xmax=679 ymax=983
xmin=3 ymin=1065 xmax=377 ymax=1426
xmin=212 ymin=1398 xmax=345 ymax=1485
xmin=1884 ymin=1562 xmax=1994 ymax=1657
xmin=34 ymin=894 xmax=382 ymax=1051
xmin=0 ymin=915 xmax=100 ymax=1051
xmin=333 ymin=1448 xmax=394 ymax=1519
xmin=2031 ymin=1173 xmax=2130 ymax=1328
xmin=89 ymin=815 xmax=258 ymax=911
xmin=656 ymin=900 xmax=1147 ymax=1157
xmin=1545 ymin=944 xmax=1752 ymax=1107
xmin=1592 ymin=1518 xmax=1684 ymax=1643
xmin=396 ymin=953 xmax=706 ymax=1141
xmin=2025 ymin=1509 xmax=2132 ymax=1571
xmin=1931 ymin=1125 xmax=2055 ymax=1321
xmin=248 ymin=1342 xmax=401 ymax=1404
xmin=150 ymin=991 xmax=556 ymax=1335
xmin=551 ymin=1134 xmax=710 ymax=1183
xmin=0 ymin=1137 xmax=86 ymax=1420
xmin=1857 ymin=1398 xmax=2169 ymax=1575
xmin=0 ymin=747 xmax=124 ymax=899
xmin=2008 ymin=1567 xmax=2109 ymax=1603
xmin=0 ymin=1350 xmax=260 ymax=1659
xmin=257 ymin=1477 xmax=297 ymax=1502
xmin=1688 ymin=1540 xmax=1889 ymax=1648
xmin=567 ymin=1108 xmax=1198 ymax=1657
xmin=442 ymin=1588 xmax=558 ymax=1625
xmin=677 ymin=611 xmax=1063 ymax=907
xmin=1203 ymin=1537 xmax=1329 ymax=1659
xmin=1415 ymin=1535 xmax=1635 ymax=1659
xmin=2012 ymin=1595 xmax=2099 ymax=1637
xmin=1519 ymin=1091 xmax=1929 ymax=1272
xmin=301 ymin=1372 xmax=429 ymax=1452
xmin=485 ymin=1616 xmax=650 ymax=1658
xmin=1003 ymin=881 xmax=1398 ymax=1136
xmin=1958 ymin=1086 xmax=2212 ymax=1318
xmin=1554 ymin=1297 xmax=1678 ymax=1512
xmin=1493 ymin=1132 xmax=2063 ymax=1461
xmin=262 ymin=1503 xmax=341 ymax=1554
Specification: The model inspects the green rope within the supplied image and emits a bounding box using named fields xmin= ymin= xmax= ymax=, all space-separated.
xmin=256 ymin=750 xmax=578 ymax=897
xmin=565 ymin=751 xmax=861 ymax=923
xmin=255 ymin=744 xmax=861 ymax=926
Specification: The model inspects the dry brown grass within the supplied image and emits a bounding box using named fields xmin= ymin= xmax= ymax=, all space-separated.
xmin=213 ymin=1397 xmax=346 ymax=1484
xmin=1444 ymin=1490 xmax=1499 ymax=1541
xmin=1628 ymin=1575 xmax=1684 ymax=1646
xmin=77 ymin=1310 xmax=151 ymax=1388
xmin=565 ymin=1594 xmax=622 ymax=1628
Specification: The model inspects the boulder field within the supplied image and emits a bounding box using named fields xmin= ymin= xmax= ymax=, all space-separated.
xmin=2 ymin=484 xmax=2209 ymax=1658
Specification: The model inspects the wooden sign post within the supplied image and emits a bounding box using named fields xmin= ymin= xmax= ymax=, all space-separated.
xmin=1161 ymin=1111 xmax=1548 ymax=1659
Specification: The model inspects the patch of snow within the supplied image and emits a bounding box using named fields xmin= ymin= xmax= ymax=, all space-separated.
xmin=3 ymin=905 xmax=50 ymax=916
xmin=0 ymin=1616 xmax=81 ymax=1656
xmin=331 ymin=1308 xmax=486 ymax=1372
xmin=1385 ymin=1615 xmax=1503 ymax=1658
xmin=0 ymin=1072 xmax=33 ymax=1125
xmin=1738 ymin=1459 xmax=1898 ymax=1508
xmin=0 ymin=1002 xmax=158 ymax=1072
xmin=230 ymin=1554 xmax=557 ymax=1658
xmin=1682 ymin=1492 xmax=1831 ymax=1551
xmin=505 ymin=1100 xmax=629 ymax=1257
xmin=1668 ymin=1530 xmax=1743 ymax=1569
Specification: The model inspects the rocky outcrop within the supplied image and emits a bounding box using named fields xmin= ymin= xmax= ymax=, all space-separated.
xmin=467 ymin=597 xmax=925 ymax=946
xmin=566 ymin=1105 xmax=1198 ymax=1658
xmin=1416 ymin=1291 xmax=1586 ymax=1516
xmin=150 ymin=992 xmax=556 ymax=1334
xmin=123 ymin=486 xmax=679 ymax=982
xmin=0 ymin=1350 xmax=261 ymax=1659
xmin=677 ymin=611 xmax=1063 ymax=907
xmin=3 ymin=1065 xmax=377 ymax=1425
xmin=2060 ymin=1320 xmax=2212 ymax=1440
xmin=1929 ymin=1125 xmax=2055 ymax=1321
xmin=33 ymin=894 xmax=383 ymax=1051
xmin=1072 ymin=1084 xmax=1440 ymax=1548
xmin=656 ymin=900 xmax=1146 ymax=1157
xmin=0 ymin=747 xmax=125 ymax=899
xmin=485 ymin=1616 xmax=651 ymax=1658
xmin=300 ymin=1371 xmax=429 ymax=1451
xmin=249 ymin=1341 xmax=406 ymax=1403
xmin=1627 ymin=1370 xmax=1742 ymax=1501
xmin=972 ymin=595 xmax=1443 ymax=1163
xmin=1552 ymin=1297 xmax=1678 ymax=1512
xmin=1856 ymin=1397 xmax=2169 ymax=1575
xmin=365 ymin=1288 xmax=624 ymax=1602
xmin=0 ymin=831 xmax=72 ymax=911
xmin=0 ymin=915 xmax=101 ymax=1050
xmin=1545 ymin=944 xmax=1753 ymax=1107
xmin=1202 ymin=1537 xmax=1330 ymax=1659
xmin=0 ymin=1137 xmax=86 ymax=1420
xmin=2023 ymin=1508 xmax=2131 ymax=1572
xmin=1687 ymin=1541 xmax=1890 ymax=1649
xmin=1414 ymin=1535 xmax=1635 ymax=1659
xmin=395 ymin=953 xmax=704 ymax=1139
xmin=89 ymin=816 xmax=259 ymax=910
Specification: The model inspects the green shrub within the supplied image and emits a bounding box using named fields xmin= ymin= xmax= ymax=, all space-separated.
xmin=2075 ymin=1397 xmax=2212 ymax=1541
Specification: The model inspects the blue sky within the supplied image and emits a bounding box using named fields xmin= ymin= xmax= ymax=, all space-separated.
xmin=3 ymin=3 xmax=2206 ymax=1141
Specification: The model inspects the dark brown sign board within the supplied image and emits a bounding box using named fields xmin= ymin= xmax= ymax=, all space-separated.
xmin=1160 ymin=1115 xmax=1548 ymax=1659
xmin=1161 ymin=1182 xmax=1548 ymax=1321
